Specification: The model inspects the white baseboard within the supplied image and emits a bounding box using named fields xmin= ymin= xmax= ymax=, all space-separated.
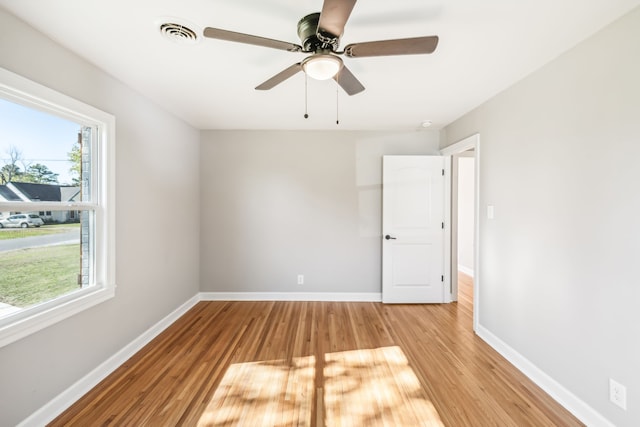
xmin=24 ymin=293 xmax=608 ymax=427
xmin=199 ymin=291 xmax=382 ymax=302
xmin=476 ymin=325 xmax=614 ymax=427
xmin=19 ymin=291 xmax=381 ymax=425
xmin=457 ymin=264 xmax=474 ymax=277
xmin=18 ymin=295 xmax=200 ymax=427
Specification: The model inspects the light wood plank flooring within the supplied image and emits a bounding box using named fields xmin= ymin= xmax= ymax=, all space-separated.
xmin=50 ymin=273 xmax=583 ymax=426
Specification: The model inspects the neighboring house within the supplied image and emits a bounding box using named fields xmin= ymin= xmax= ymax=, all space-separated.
xmin=0 ymin=182 xmax=80 ymax=223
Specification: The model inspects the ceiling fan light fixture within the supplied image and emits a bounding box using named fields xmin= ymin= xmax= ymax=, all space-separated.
xmin=302 ymin=54 xmax=343 ymax=80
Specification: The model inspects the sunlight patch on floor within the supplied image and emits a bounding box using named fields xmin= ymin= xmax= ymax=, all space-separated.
xmin=198 ymin=355 xmax=316 ymax=426
xmin=324 ymin=346 xmax=444 ymax=426
xmin=197 ymin=346 xmax=442 ymax=426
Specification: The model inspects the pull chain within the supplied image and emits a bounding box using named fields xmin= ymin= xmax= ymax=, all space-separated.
xmin=336 ymin=81 xmax=340 ymax=125
xmin=304 ymin=73 xmax=309 ymax=119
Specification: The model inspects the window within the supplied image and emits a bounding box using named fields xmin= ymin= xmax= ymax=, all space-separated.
xmin=0 ymin=67 xmax=115 ymax=348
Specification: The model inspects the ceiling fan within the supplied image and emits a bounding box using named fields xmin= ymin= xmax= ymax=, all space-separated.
xmin=202 ymin=0 xmax=439 ymax=96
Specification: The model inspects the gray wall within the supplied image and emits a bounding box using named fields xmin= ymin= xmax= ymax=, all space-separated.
xmin=443 ymin=7 xmax=640 ymax=427
xmin=200 ymin=130 xmax=440 ymax=294
xmin=0 ymin=9 xmax=201 ymax=426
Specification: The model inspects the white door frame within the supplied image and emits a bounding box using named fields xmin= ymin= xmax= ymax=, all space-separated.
xmin=441 ymin=134 xmax=480 ymax=331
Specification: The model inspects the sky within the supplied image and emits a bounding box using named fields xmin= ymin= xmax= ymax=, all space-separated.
xmin=0 ymin=97 xmax=80 ymax=185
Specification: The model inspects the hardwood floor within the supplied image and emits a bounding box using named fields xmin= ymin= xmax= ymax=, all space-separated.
xmin=50 ymin=273 xmax=583 ymax=426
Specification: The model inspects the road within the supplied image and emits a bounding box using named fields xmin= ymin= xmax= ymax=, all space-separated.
xmin=0 ymin=229 xmax=79 ymax=253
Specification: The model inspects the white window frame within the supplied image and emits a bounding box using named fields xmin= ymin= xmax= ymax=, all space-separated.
xmin=0 ymin=67 xmax=116 ymax=348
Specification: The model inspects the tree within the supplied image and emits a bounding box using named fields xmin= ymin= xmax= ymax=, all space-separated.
xmin=1 ymin=145 xmax=60 ymax=185
xmin=0 ymin=145 xmax=24 ymax=184
xmin=0 ymin=164 xmax=23 ymax=184
xmin=68 ymin=134 xmax=82 ymax=186
xmin=22 ymin=163 xmax=59 ymax=184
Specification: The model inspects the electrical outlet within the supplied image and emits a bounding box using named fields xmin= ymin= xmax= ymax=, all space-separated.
xmin=297 ymin=274 xmax=304 ymax=285
xmin=609 ymin=379 xmax=627 ymax=410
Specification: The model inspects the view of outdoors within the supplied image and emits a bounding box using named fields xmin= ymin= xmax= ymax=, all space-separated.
xmin=0 ymin=98 xmax=85 ymax=319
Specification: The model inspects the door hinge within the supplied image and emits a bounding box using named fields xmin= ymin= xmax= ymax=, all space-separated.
xmin=441 ymin=275 xmax=444 ymax=282
xmin=442 ymin=169 xmax=445 ymax=176
xmin=441 ymin=222 xmax=444 ymax=229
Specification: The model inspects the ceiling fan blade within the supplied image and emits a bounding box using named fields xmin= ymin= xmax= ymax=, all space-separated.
xmin=255 ymin=63 xmax=303 ymax=90
xmin=343 ymin=36 xmax=439 ymax=58
xmin=318 ymin=0 xmax=358 ymax=39
xmin=333 ymin=65 xmax=365 ymax=96
xmin=203 ymin=27 xmax=302 ymax=52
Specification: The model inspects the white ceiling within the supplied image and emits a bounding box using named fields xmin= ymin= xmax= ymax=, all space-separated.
xmin=1 ymin=0 xmax=639 ymax=131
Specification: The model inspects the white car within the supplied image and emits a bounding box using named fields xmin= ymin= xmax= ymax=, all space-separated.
xmin=0 ymin=214 xmax=44 ymax=228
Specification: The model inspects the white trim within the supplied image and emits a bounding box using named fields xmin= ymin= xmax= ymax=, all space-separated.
xmin=0 ymin=66 xmax=117 ymax=348
xmin=443 ymin=158 xmax=452 ymax=303
xmin=17 ymin=295 xmax=200 ymax=427
xmin=440 ymin=133 xmax=480 ymax=331
xmin=0 ymin=67 xmax=111 ymax=126
xmin=0 ymin=287 xmax=115 ymax=348
xmin=199 ymin=292 xmax=382 ymax=302
xmin=0 ymin=201 xmax=97 ymax=211
xmin=440 ymin=134 xmax=479 ymax=156
xmin=476 ymin=325 xmax=615 ymax=427
xmin=457 ymin=264 xmax=474 ymax=278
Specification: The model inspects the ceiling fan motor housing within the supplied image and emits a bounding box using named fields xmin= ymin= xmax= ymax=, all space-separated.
xmin=297 ymin=12 xmax=338 ymax=52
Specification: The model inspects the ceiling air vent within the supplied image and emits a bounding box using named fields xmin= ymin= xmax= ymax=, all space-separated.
xmin=159 ymin=21 xmax=199 ymax=45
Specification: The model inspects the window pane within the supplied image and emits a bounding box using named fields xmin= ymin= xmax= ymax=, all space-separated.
xmin=0 ymin=222 xmax=84 ymax=319
xmin=0 ymin=98 xmax=84 ymax=187
xmin=0 ymin=97 xmax=95 ymax=319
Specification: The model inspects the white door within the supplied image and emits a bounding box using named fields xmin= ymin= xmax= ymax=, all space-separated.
xmin=382 ymin=156 xmax=445 ymax=303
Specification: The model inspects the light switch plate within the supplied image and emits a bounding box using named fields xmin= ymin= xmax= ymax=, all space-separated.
xmin=487 ymin=205 xmax=495 ymax=219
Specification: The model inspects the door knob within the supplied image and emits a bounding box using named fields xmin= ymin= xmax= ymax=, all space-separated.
xmin=385 ymin=235 xmax=397 ymax=240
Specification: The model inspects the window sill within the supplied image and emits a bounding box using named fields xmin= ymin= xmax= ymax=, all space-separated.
xmin=0 ymin=285 xmax=115 ymax=348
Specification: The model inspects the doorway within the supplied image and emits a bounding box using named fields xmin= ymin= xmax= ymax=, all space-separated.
xmin=455 ymin=152 xmax=475 ymax=296
xmin=441 ymin=134 xmax=480 ymax=331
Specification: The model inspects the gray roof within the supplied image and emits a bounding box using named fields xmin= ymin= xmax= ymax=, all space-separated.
xmin=8 ymin=182 xmax=80 ymax=202
xmin=0 ymin=185 xmax=21 ymax=201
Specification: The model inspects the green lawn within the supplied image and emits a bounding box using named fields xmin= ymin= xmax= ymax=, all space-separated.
xmin=0 ymin=223 xmax=79 ymax=240
xmin=0 ymin=243 xmax=80 ymax=307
